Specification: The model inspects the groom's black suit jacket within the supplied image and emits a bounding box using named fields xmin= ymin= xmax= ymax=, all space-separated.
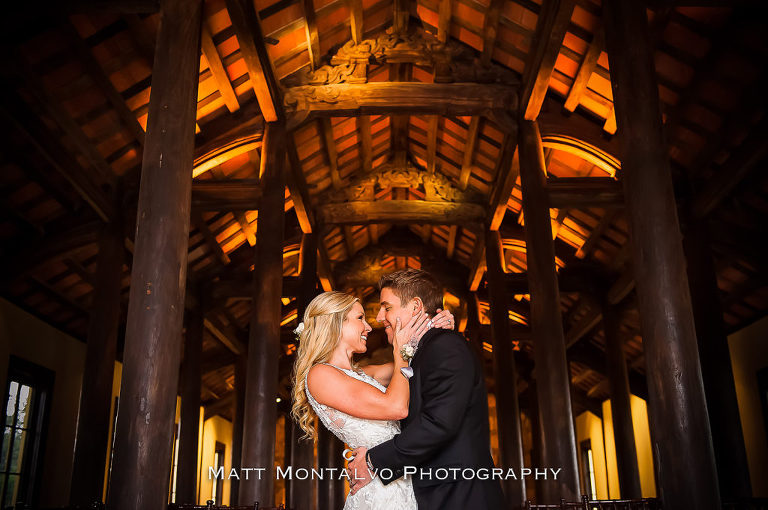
xmin=368 ymin=328 xmax=505 ymax=510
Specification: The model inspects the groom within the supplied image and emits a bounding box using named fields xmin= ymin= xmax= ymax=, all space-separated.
xmin=348 ymin=269 xmax=505 ymax=509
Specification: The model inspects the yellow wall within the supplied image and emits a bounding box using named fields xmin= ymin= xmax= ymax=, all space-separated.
xmin=729 ymin=315 xmax=768 ymax=497
xmin=601 ymin=396 xmax=656 ymax=498
xmin=198 ymin=415 xmax=233 ymax=505
xmin=0 ymin=298 xmax=86 ymax=506
xmin=575 ymin=411 xmax=609 ymax=499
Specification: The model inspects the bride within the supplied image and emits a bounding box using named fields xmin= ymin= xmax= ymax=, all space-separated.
xmin=291 ymin=291 xmax=453 ymax=509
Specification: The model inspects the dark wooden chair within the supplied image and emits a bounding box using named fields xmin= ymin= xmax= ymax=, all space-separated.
xmin=525 ymin=495 xmax=661 ymax=510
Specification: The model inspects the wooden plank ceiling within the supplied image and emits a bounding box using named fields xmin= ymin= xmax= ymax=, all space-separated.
xmin=0 ymin=0 xmax=766 ymax=420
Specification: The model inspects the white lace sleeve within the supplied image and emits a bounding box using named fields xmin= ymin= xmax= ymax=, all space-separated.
xmin=305 ymin=372 xmax=347 ymax=436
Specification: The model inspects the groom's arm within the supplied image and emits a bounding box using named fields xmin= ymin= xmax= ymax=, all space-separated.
xmin=367 ymin=333 xmax=475 ymax=484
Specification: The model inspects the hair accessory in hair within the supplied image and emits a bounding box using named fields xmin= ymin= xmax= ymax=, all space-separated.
xmin=293 ymin=322 xmax=305 ymax=341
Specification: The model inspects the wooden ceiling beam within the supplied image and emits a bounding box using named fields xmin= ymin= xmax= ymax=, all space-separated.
xmin=437 ymin=0 xmax=452 ymax=43
xmin=520 ymin=0 xmax=575 ymax=120
xmin=284 ymin=82 xmax=518 ymax=118
xmin=547 ymin=177 xmax=623 ymax=209
xmin=350 ymin=0 xmax=364 ymax=44
xmin=691 ymin=117 xmax=768 ymax=218
xmin=225 ymin=0 xmax=281 ymax=122
xmin=358 ymin=116 xmax=373 ymax=173
xmin=191 ymin=210 xmax=231 ymax=267
xmin=191 ymin=179 xmax=262 ymax=211
xmin=0 ymin=95 xmax=114 ymax=223
xmin=204 ymin=313 xmax=246 ymax=355
xmin=201 ymin=23 xmax=240 ymax=113
xmin=321 ymin=118 xmax=343 ymax=189
xmin=65 ymin=21 xmax=146 ymax=146
xmin=568 ymin=340 xmax=647 ymax=400
xmin=488 ymin=137 xmax=519 ymax=230
xmin=576 ymin=209 xmax=618 ymax=259
xmin=468 ymin=231 xmax=486 ymax=291
xmin=393 ymin=0 xmax=410 ymax=33
xmin=317 ymin=200 xmax=486 ymax=225
xmin=301 ymin=0 xmax=321 ymax=70
xmin=480 ymin=0 xmax=504 ymax=65
xmin=446 ymin=225 xmax=458 ymax=259
xmin=425 ymin=115 xmax=439 ymax=173
xmin=563 ymin=28 xmax=604 ymax=113
xmin=286 ymin=138 xmax=316 ymax=234
xmin=459 ymin=116 xmax=480 ymax=190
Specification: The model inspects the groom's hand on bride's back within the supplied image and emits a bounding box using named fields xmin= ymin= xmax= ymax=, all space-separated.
xmin=347 ymin=447 xmax=374 ymax=495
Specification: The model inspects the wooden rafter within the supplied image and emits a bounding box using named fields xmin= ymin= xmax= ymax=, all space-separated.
xmin=191 ymin=180 xmax=262 ymax=211
xmin=468 ymin=232 xmax=486 ymax=291
xmin=286 ymin=139 xmax=315 ymax=234
xmin=437 ymin=0 xmax=452 ymax=43
xmin=488 ymin=135 xmax=519 ymax=230
xmin=350 ymin=0 xmax=364 ymax=43
xmin=446 ymin=225 xmax=458 ymax=259
xmin=459 ymin=116 xmax=480 ymax=190
xmin=225 ymin=0 xmax=281 ymax=122
xmin=426 ymin=115 xmax=439 ymax=173
xmin=521 ymin=0 xmax=575 ymax=120
xmin=201 ymin=23 xmax=240 ymax=113
xmin=192 ymin=210 xmax=231 ymax=267
xmin=0 ymin=98 xmax=114 ymax=222
xmin=65 ymin=22 xmax=145 ymax=146
xmin=358 ymin=116 xmax=373 ymax=173
xmin=481 ymin=0 xmax=505 ymax=65
xmin=321 ymin=118 xmax=343 ymax=189
xmin=301 ymin=0 xmax=321 ymax=70
xmin=563 ymin=28 xmax=604 ymax=113
xmin=576 ymin=209 xmax=618 ymax=259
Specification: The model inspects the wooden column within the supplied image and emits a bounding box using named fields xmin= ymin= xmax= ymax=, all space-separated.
xmin=176 ymin=300 xmax=204 ymax=503
xmin=518 ymin=120 xmax=580 ymax=503
xmin=291 ymin=233 xmax=318 ymax=510
xmin=485 ymin=230 xmax=526 ymax=508
xmin=107 ymin=1 xmax=202 ymax=508
xmin=239 ymin=121 xmax=287 ymax=506
xmin=603 ymin=1 xmax=720 ymax=508
xmin=602 ymin=303 xmax=641 ymax=499
xmin=70 ymin=219 xmax=124 ymax=505
xmin=318 ymin=425 xmax=345 ymax=510
xmin=283 ymin=415 xmax=294 ymax=508
xmin=230 ymin=354 xmax=247 ymax=503
xmin=683 ymin=217 xmax=752 ymax=500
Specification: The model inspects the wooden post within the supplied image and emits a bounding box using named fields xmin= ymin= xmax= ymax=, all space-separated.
xmin=518 ymin=120 xmax=580 ymax=503
xmin=176 ymin=299 xmax=203 ymax=503
xmin=283 ymin=415 xmax=294 ymax=508
xmin=239 ymin=121 xmax=287 ymax=506
xmin=107 ymin=1 xmax=202 ymax=508
xmin=70 ymin=219 xmax=124 ymax=505
xmin=230 ymin=354 xmax=247 ymax=503
xmin=682 ymin=217 xmax=752 ymax=500
xmin=602 ymin=1 xmax=720 ymax=508
xmin=485 ymin=230 xmax=526 ymax=508
xmin=291 ymin=233 xmax=318 ymax=510
xmin=602 ymin=303 xmax=642 ymax=499
xmin=317 ymin=426 xmax=345 ymax=510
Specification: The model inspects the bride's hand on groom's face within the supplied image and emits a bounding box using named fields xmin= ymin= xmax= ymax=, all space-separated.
xmin=393 ymin=311 xmax=431 ymax=352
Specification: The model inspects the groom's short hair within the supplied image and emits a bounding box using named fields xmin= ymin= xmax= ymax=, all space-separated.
xmin=379 ymin=269 xmax=443 ymax=314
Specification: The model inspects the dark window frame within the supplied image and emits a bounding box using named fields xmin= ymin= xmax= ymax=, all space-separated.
xmin=1 ymin=355 xmax=54 ymax=507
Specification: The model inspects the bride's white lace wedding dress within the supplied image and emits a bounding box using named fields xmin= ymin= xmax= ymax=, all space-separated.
xmin=305 ymin=363 xmax=418 ymax=510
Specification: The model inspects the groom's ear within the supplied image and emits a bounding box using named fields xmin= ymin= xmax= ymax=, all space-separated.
xmin=411 ymin=297 xmax=424 ymax=314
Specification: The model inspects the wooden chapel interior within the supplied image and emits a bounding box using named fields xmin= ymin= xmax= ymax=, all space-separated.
xmin=0 ymin=0 xmax=766 ymax=509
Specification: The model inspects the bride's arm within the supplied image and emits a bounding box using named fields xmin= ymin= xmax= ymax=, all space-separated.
xmin=308 ymin=312 xmax=430 ymax=421
xmin=361 ymin=308 xmax=456 ymax=386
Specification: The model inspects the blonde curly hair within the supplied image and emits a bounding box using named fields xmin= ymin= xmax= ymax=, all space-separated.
xmin=291 ymin=291 xmax=360 ymax=441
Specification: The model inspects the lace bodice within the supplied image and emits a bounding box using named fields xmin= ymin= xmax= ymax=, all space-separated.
xmin=304 ymin=363 xmax=417 ymax=510
xmin=305 ymin=363 xmax=401 ymax=449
